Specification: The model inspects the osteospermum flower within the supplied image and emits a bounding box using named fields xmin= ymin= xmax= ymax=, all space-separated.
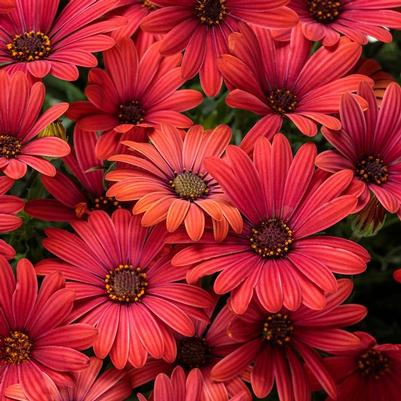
xmin=218 ymin=23 xmax=370 ymax=153
xmin=138 ymin=366 xmax=249 ymax=401
xmin=107 ymin=124 xmax=242 ymax=241
xmin=0 ymin=175 xmax=23 ymax=233
xmin=173 ymin=134 xmax=369 ymax=314
xmin=288 ymin=0 xmax=401 ymax=46
xmin=211 ymin=280 xmax=367 ymax=401
xmin=0 ymin=258 xmax=97 ymax=401
xmin=67 ymin=38 xmax=202 ymax=160
xmin=140 ymin=0 xmax=298 ymax=97
xmin=25 ymin=127 xmax=130 ymax=222
xmin=36 ymin=209 xmax=213 ymax=369
xmin=322 ymin=332 xmax=401 ymax=401
xmin=5 ymin=357 xmax=132 ymax=401
xmin=316 ymin=82 xmax=401 ymax=217
xmin=0 ymin=0 xmax=121 ymax=80
xmin=0 ymin=71 xmax=70 ymax=180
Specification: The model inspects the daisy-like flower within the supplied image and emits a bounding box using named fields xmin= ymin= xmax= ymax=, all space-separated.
xmin=322 ymin=332 xmax=401 ymax=401
xmin=211 ymin=280 xmax=367 ymax=401
xmin=35 ymin=209 xmax=213 ymax=369
xmin=316 ymin=82 xmax=401 ymax=217
xmin=106 ymin=124 xmax=242 ymax=241
xmin=218 ymin=23 xmax=370 ymax=154
xmin=137 ymin=366 xmax=249 ymax=401
xmin=0 ymin=71 xmax=70 ymax=180
xmin=288 ymin=0 xmax=401 ymax=47
xmin=0 ymin=175 xmax=23 ymax=233
xmin=0 ymin=0 xmax=14 ymax=14
xmin=0 ymin=0 xmax=122 ymax=81
xmin=67 ymin=38 xmax=203 ymax=160
xmin=173 ymin=134 xmax=369 ymax=314
xmin=0 ymin=258 xmax=97 ymax=401
xmin=129 ymin=304 xmax=252 ymax=401
xmin=140 ymin=0 xmax=298 ymax=97
xmin=5 ymin=357 xmax=132 ymax=401
xmin=25 ymin=127 xmax=130 ymax=222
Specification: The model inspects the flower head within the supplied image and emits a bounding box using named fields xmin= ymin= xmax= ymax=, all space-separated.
xmin=0 ymin=0 xmax=121 ymax=80
xmin=218 ymin=23 xmax=370 ymax=153
xmin=36 ymin=209 xmax=213 ymax=369
xmin=140 ymin=0 xmax=298 ymax=96
xmin=211 ymin=280 xmax=367 ymax=401
xmin=107 ymin=124 xmax=242 ymax=241
xmin=0 ymin=258 xmax=97 ymax=401
xmin=173 ymin=134 xmax=369 ymax=314
xmin=0 ymin=176 xmax=24 ymax=233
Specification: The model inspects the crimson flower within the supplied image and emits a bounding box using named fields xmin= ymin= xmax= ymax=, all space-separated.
xmin=0 ymin=0 xmax=121 ymax=80
xmin=218 ymin=23 xmax=370 ymax=153
xmin=394 ymin=269 xmax=401 ymax=284
xmin=288 ymin=0 xmax=401 ymax=46
xmin=322 ymin=332 xmax=401 ymax=401
xmin=173 ymin=135 xmax=369 ymax=314
xmin=36 ymin=210 xmax=213 ymax=369
xmin=211 ymin=280 xmax=367 ymax=401
xmin=140 ymin=0 xmax=298 ymax=97
xmin=0 ymin=71 xmax=70 ymax=180
xmin=0 ymin=258 xmax=97 ymax=401
xmin=316 ymin=82 xmax=401 ymax=217
xmin=0 ymin=176 xmax=23 ymax=233
xmin=68 ymin=38 xmax=202 ymax=160
xmin=107 ymin=124 xmax=242 ymax=241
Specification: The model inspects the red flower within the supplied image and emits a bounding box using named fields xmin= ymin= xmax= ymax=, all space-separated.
xmin=218 ymin=23 xmax=370 ymax=153
xmin=0 ymin=71 xmax=70 ymax=180
xmin=137 ymin=366 xmax=249 ymax=401
xmin=288 ymin=0 xmax=401 ymax=46
xmin=394 ymin=268 xmax=401 ymax=284
xmin=322 ymin=332 xmax=401 ymax=401
xmin=0 ymin=176 xmax=23 ymax=233
xmin=0 ymin=258 xmax=97 ymax=401
xmin=5 ymin=357 xmax=132 ymax=401
xmin=173 ymin=135 xmax=369 ymax=314
xmin=68 ymin=38 xmax=202 ymax=159
xmin=316 ymin=82 xmax=401 ymax=217
xmin=36 ymin=210 xmax=213 ymax=369
xmin=0 ymin=0 xmax=13 ymax=14
xmin=25 ymin=127 xmax=130 ymax=222
xmin=107 ymin=124 xmax=243 ymax=241
xmin=211 ymin=280 xmax=367 ymax=401
xmin=129 ymin=304 xmax=252 ymax=401
xmin=140 ymin=0 xmax=298 ymax=97
xmin=0 ymin=0 xmax=121 ymax=81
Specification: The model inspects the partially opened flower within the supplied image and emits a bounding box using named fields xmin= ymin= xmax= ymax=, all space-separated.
xmin=288 ymin=0 xmax=401 ymax=47
xmin=107 ymin=124 xmax=242 ymax=241
xmin=0 ymin=258 xmax=97 ymax=401
xmin=218 ymin=23 xmax=369 ymax=153
xmin=5 ymin=357 xmax=132 ymax=401
xmin=173 ymin=134 xmax=369 ymax=314
xmin=0 ymin=71 xmax=70 ymax=180
xmin=316 ymin=82 xmax=401 ymax=218
xmin=322 ymin=332 xmax=401 ymax=401
xmin=211 ymin=280 xmax=367 ymax=401
xmin=36 ymin=209 xmax=213 ymax=369
xmin=0 ymin=175 xmax=23 ymax=233
xmin=0 ymin=0 xmax=122 ymax=80
xmin=140 ymin=0 xmax=298 ymax=97
xmin=67 ymin=38 xmax=202 ymax=160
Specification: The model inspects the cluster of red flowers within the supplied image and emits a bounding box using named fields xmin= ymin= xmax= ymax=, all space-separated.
xmin=0 ymin=1 xmax=401 ymax=400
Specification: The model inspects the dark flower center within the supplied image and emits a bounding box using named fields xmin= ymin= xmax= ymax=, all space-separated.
xmin=357 ymin=349 xmax=390 ymax=379
xmin=195 ymin=0 xmax=228 ymax=25
xmin=118 ymin=100 xmax=145 ymax=124
xmin=105 ymin=264 xmax=148 ymax=303
xmin=7 ymin=31 xmax=51 ymax=62
xmin=250 ymin=219 xmax=293 ymax=258
xmin=177 ymin=337 xmax=210 ymax=369
xmin=267 ymin=89 xmax=298 ymax=115
xmin=263 ymin=313 xmax=294 ymax=346
xmin=141 ymin=0 xmax=157 ymax=10
xmin=356 ymin=155 xmax=388 ymax=185
xmin=0 ymin=135 xmax=22 ymax=159
xmin=170 ymin=172 xmax=209 ymax=200
xmin=74 ymin=196 xmax=128 ymax=219
xmin=307 ymin=0 xmax=342 ymax=23
xmin=0 ymin=331 xmax=32 ymax=364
